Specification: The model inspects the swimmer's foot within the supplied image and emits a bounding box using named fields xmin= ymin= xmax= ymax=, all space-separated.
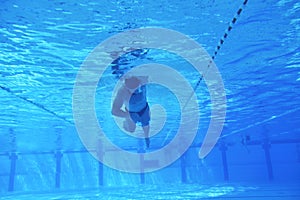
xmin=145 ymin=138 xmax=150 ymax=148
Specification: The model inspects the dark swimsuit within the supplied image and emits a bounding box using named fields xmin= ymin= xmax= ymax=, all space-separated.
xmin=126 ymin=86 xmax=150 ymax=126
xmin=128 ymin=103 xmax=149 ymax=116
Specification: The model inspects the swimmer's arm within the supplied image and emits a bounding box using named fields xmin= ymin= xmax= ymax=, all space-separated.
xmin=138 ymin=76 xmax=149 ymax=84
xmin=111 ymin=90 xmax=129 ymax=118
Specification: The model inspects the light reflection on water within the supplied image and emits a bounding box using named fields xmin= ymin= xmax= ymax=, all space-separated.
xmin=0 ymin=0 xmax=299 ymax=150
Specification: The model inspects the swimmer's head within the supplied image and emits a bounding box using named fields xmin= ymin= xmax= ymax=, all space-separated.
xmin=124 ymin=76 xmax=140 ymax=91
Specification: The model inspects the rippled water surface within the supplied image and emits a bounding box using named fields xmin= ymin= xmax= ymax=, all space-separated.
xmin=1 ymin=0 xmax=299 ymax=150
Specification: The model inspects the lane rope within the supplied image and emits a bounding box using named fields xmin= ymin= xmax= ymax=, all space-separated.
xmin=0 ymin=85 xmax=73 ymax=125
xmin=193 ymin=0 xmax=248 ymax=92
xmin=162 ymin=0 xmax=249 ymax=145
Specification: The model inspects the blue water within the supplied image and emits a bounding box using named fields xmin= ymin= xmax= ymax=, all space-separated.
xmin=1 ymin=0 xmax=300 ymax=199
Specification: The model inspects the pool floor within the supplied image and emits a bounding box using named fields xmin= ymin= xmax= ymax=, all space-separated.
xmin=0 ymin=182 xmax=299 ymax=200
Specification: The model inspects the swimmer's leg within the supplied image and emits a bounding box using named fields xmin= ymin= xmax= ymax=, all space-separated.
xmin=142 ymin=125 xmax=150 ymax=148
xmin=123 ymin=117 xmax=136 ymax=133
